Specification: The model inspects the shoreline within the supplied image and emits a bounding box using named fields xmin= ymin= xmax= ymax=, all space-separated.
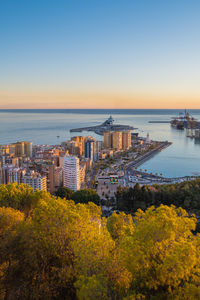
xmin=126 ymin=141 xmax=172 ymax=170
xmin=125 ymin=142 xmax=199 ymax=184
xmin=133 ymin=142 xmax=172 ymax=168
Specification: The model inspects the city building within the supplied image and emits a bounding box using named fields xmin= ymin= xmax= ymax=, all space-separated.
xmin=2 ymin=166 xmax=26 ymax=184
xmin=63 ymin=156 xmax=80 ymax=191
xmin=112 ymin=131 xmax=122 ymax=150
xmin=1 ymin=155 xmax=19 ymax=167
xmin=104 ymin=131 xmax=112 ymax=149
xmin=71 ymin=136 xmax=85 ymax=156
xmin=104 ymin=131 xmax=130 ymax=151
xmin=99 ymin=149 xmax=114 ymax=159
xmin=0 ymin=166 xmax=3 ymax=184
xmin=24 ymin=141 xmax=33 ymax=157
xmin=122 ymin=130 xmax=132 ymax=150
xmin=81 ymin=158 xmax=93 ymax=171
xmin=54 ymin=167 xmax=63 ymax=189
xmin=15 ymin=141 xmax=25 ymax=157
xmin=85 ymin=138 xmax=96 ymax=161
xmin=61 ymin=141 xmax=81 ymax=156
xmin=41 ymin=163 xmax=55 ymax=194
xmin=14 ymin=141 xmax=33 ymax=157
xmin=22 ymin=171 xmax=47 ymax=192
xmin=146 ymin=133 xmax=151 ymax=144
xmin=79 ymin=163 xmax=86 ymax=187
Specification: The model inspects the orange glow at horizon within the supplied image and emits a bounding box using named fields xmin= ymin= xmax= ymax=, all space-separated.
xmin=0 ymin=90 xmax=200 ymax=109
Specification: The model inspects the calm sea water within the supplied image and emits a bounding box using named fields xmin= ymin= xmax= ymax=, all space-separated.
xmin=0 ymin=109 xmax=200 ymax=178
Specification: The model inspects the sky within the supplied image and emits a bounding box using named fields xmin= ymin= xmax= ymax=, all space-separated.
xmin=1 ymin=0 xmax=200 ymax=109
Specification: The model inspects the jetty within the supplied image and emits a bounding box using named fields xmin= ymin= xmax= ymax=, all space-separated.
xmin=148 ymin=121 xmax=170 ymax=123
xmin=70 ymin=116 xmax=134 ymax=136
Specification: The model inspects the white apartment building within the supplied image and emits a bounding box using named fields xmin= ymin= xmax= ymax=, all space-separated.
xmin=63 ymin=156 xmax=80 ymax=191
xmin=22 ymin=171 xmax=47 ymax=192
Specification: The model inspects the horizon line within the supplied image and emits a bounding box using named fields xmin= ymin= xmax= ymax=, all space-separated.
xmin=0 ymin=108 xmax=198 ymax=110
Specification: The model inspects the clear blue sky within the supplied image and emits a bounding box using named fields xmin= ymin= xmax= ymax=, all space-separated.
xmin=1 ymin=0 xmax=200 ymax=108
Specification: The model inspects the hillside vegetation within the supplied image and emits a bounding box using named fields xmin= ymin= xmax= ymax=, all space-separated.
xmin=0 ymin=183 xmax=200 ymax=299
xmin=116 ymin=179 xmax=200 ymax=214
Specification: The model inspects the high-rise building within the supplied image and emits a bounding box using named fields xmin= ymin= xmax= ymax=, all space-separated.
xmin=112 ymin=131 xmax=122 ymax=150
xmin=15 ymin=142 xmax=25 ymax=157
xmin=84 ymin=137 xmax=98 ymax=161
xmin=122 ymin=131 xmax=132 ymax=150
xmin=8 ymin=144 xmax=16 ymax=155
xmin=14 ymin=141 xmax=33 ymax=157
xmin=24 ymin=141 xmax=33 ymax=157
xmin=85 ymin=139 xmax=95 ymax=161
xmin=71 ymin=136 xmax=85 ymax=156
xmin=104 ymin=131 xmax=130 ymax=151
xmin=22 ymin=171 xmax=47 ymax=192
xmin=95 ymin=141 xmax=103 ymax=160
xmin=63 ymin=156 xmax=80 ymax=191
xmin=104 ymin=131 xmax=112 ymax=149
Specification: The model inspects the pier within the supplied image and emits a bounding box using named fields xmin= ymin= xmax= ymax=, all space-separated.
xmin=148 ymin=121 xmax=170 ymax=123
xmin=70 ymin=116 xmax=134 ymax=136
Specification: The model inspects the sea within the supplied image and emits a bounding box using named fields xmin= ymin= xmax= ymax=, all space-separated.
xmin=0 ymin=109 xmax=200 ymax=178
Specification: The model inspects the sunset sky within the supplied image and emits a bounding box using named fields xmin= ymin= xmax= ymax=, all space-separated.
xmin=1 ymin=0 xmax=200 ymax=109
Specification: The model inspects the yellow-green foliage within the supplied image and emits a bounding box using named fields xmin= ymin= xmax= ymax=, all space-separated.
xmin=0 ymin=184 xmax=200 ymax=300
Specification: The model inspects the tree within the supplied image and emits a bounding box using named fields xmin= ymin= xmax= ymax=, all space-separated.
xmin=0 ymin=182 xmax=44 ymax=214
xmin=55 ymin=186 xmax=74 ymax=199
xmin=119 ymin=205 xmax=198 ymax=298
xmin=0 ymin=207 xmax=24 ymax=299
xmin=72 ymin=189 xmax=100 ymax=205
xmin=1 ymin=183 xmax=200 ymax=299
xmin=107 ymin=211 xmax=134 ymax=241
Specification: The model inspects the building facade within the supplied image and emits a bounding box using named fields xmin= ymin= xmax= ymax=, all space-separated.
xmin=63 ymin=156 xmax=80 ymax=191
xmin=22 ymin=171 xmax=47 ymax=191
xmin=122 ymin=130 xmax=132 ymax=150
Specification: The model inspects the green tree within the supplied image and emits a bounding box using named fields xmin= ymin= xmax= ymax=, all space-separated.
xmin=0 ymin=183 xmax=44 ymax=214
xmin=55 ymin=186 xmax=74 ymax=199
xmin=72 ymin=189 xmax=100 ymax=205
xmin=119 ymin=205 xmax=198 ymax=298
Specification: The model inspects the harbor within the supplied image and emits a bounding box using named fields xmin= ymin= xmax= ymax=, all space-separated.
xmin=170 ymin=110 xmax=200 ymax=139
xmin=149 ymin=110 xmax=200 ymax=140
xmin=1 ymin=109 xmax=200 ymax=178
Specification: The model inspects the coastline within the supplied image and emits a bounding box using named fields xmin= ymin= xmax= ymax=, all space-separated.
xmin=130 ymin=141 xmax=172 ymax=169
xmin=124 ymin=141 xmax=199 ymax=184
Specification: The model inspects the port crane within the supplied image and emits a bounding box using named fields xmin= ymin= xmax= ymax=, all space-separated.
xmin=171 ymin=110 xmax=198 ymax=137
